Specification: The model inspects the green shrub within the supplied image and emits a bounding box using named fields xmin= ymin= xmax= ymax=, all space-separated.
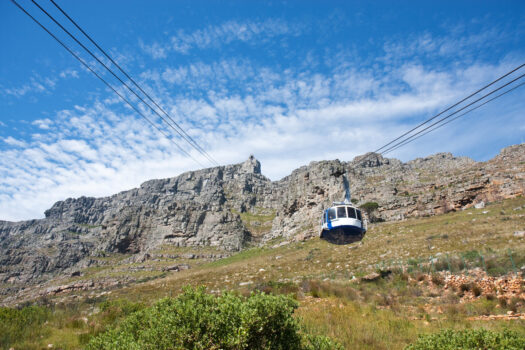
xmin=465 ymin=298 xmax=497 ymax=316
xmin=360 ymin=202 xmax=379 ymax=212
xmin=0 ymin=304 xmax=51 ymax=348
xmin=256 ymin=281 xmax=300 ymax=297
xmin=462 ymin=250 xmax=481 ymax=260
xmin=98 ymin=298 xmax=146 ymax=324
xmin=87 ymin=286 xmax=341 ymax=350
xmin=360 ymin=202 xmax=379 ymax=221
xmin=405 ymin=329 xmax=525 ymax=350
xmin=303 ymin=333 xmax=344 ymax=350
xmin=304 ymin=280 xmax=358 ymax=301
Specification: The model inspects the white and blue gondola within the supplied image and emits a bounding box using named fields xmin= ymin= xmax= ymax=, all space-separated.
xmin=320 ymin=174 xmax=367 ymax=244
xmin=320 ymin=203 xmax=366 ymax=244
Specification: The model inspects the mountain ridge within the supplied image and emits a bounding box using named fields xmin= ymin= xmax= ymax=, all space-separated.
xmin=1 ymin=145 xmax=523 ymax=291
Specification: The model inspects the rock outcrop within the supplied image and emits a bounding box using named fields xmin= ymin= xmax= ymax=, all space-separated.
xmin=1 ymin=145 xmax=524 ymax=287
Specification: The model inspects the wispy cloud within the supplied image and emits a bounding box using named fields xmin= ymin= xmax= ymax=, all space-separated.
xmin=32 ymin=118 xmax=53 ymax=130
xmin=2 ymin=21 xmax=524 ymax=221
xmin=3 ymin=69 xmax=80 ymax=99
xmin=381 ymin=26 xmax=509 ymax=65
xmin=139 ymin=40 xmax=168 ymax=59
xmin=4 ymin=53 xmax=523 ymax=222
xmin=3 ymin=76 xmax=54 ymax=98
xmin=141 ymin=18 xmax=303 ymax=58
xmin=59 ymin=68 xmax=79 ymax=79
xmin=2 ymin=136 xmax=27 ymax=148
xmin=0 ymin=103 xmax=196 ymax=221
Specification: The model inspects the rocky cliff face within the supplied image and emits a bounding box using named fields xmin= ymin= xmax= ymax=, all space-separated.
xmin=1 ymin=146 xmax=524 ymax=286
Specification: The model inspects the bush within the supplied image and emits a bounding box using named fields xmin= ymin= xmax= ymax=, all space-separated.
xmin=98 ymin=298 xmax=146 ymax=324
xmin=87 ymin=286 xmax=341 ymax=350
xmin=256 ymin=281 xmax=300 ymax=298
xmin=305 ymin=280 xmax=358 ymax=301
xmin=360 ymin=202 xmax=379 ymax=221
xmin=462 ymin=250 xmax=481 ymax=260
xmin=303 ymin=333 xmax=344 ymax=350
xmin=360 ymin=202 xmax=379 ymax=212
xmin=430 ymin=274 xmax=444 ymax=286
xmin=0 ymin=304 xmax=51 ymax=348
xmin=405 ymin=329 xmax=525 ymax=350
xmin=465 ymin=298 xmax=497 ymax=316
xmin=472 ymin=284 xmax=482 ymax=297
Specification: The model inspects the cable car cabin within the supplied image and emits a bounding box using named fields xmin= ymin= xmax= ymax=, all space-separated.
xmin=321 ymin=204 xmax=366 ymax=245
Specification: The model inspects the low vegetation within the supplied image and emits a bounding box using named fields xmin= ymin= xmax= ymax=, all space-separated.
xmin=405 ymin=329 xmax=525 ymax=350
xmin=360 ymin=201 xmax=379 ymax=222
xmin=1 ymin=197 xmax=524 ymax=349
xmin=0 ymin=305 xmax=50 ymax=349
xmin=87 ymin=286 xmax=342 ymax=350
xmin=233 ymin=207 xmax=277 ymax=241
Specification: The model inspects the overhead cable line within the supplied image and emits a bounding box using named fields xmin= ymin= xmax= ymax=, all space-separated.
xmin=30 ymin=0 xmax=216 ymax=166
xmin=351 ymin=64 xmax=525 ymax=167
xmin=29 ymin=0 xmax=218 ymax=167
xmin=379 ymin=72 xmax=525 ymax=155
xmin=383 ymin=80 xmax=525 ymax=155
xmin=47 ymin=0 xmax=219 ymax=166
xmin=374 ymin=63 xmax=525 ymax=154
xmin=10 ymin=0 xmax=206 ymax=168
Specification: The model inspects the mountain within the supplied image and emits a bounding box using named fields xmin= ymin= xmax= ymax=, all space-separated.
xmin=1 ymin=144 xmax=524 ymax=291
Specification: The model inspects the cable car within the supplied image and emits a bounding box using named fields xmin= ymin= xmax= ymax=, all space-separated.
xmin=320 ymin=175 xmax=367 ymax=244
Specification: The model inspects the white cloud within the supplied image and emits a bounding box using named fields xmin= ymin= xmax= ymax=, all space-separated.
xmin=59 ymin=68 xmax=79 ymax=79
xmin=4 ymin=84 xmax=33 ymax=98
xmin=2 ymin=136 xmax=27 ymax=148
xmin=32 ymin=118 xmax=53 ymax=130
xmin=3 ymin=68 xmax=81 ymax=99
xmin=1 ymin=24 xmax=524 ymax=221
xmin=0 ymin=105 xmax=200 ymax=221
xmin=381 ymin=26 xmax=508 ymax=66
xmin=139 ymin=40 xmax=168 ymax=59
xmin=3 ymin=76 xmax=56 ymax=98
xmin=141 ymin=18 xmax=303 ymax=58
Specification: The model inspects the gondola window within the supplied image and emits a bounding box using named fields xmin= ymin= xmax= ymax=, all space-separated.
xmin=337 ymin=206 xmax=347 ymax=218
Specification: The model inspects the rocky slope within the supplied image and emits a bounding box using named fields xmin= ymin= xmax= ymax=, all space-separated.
xmin=1 ymin=145 xmax=524 ymax=288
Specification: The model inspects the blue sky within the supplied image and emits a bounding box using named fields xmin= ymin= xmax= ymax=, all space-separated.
xmin=1 ymin=0 xmax=524 ymax=221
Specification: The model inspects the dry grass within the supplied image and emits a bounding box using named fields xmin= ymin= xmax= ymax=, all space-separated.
xmin=2 ymin=196 xmax=524 ymax=349
xmin=103 ymin=196 xmax=524 ymax=301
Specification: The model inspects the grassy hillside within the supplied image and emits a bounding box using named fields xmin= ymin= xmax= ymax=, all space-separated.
xmin=1 ymin=196 xmax=524 ymax=349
